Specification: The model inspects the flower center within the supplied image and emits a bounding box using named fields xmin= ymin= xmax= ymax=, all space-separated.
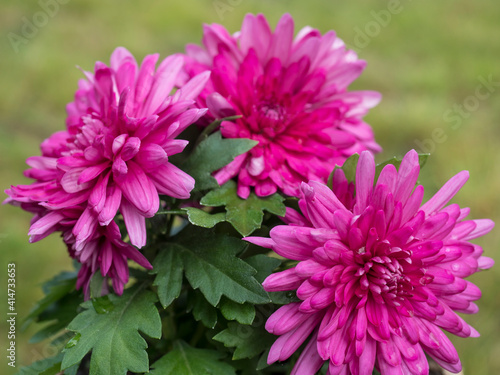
xmin=254 ymin=100 xmax=288 ymax=138
xmin=354 ymin=246 xmax=414 ymax=306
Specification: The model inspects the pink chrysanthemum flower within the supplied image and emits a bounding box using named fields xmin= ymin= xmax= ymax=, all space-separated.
xmin=8 ymin=47 xmax=210 ymax=249
xmin=181 ymin=13 xmax=381 ymax=198
xmin=246 ymin=150 xmax=494 ymax=374
xmin=6 ymin=131 xmax=152 ymax=296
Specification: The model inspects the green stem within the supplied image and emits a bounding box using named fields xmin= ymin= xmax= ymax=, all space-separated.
xmin=165 ymin=214 xmax=176 ymax=237
xmin=189 ymin=321 xmax=206 ymax=347
xmin=156 ymin=209 xmax=186 ymax=216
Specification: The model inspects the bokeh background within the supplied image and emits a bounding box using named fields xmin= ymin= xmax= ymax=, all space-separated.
xmin=1 ymin=0 xmax=499 ymax=373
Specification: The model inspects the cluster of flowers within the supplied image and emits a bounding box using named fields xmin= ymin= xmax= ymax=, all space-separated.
xmin=6 ymin=13 xmax=493 ymax=375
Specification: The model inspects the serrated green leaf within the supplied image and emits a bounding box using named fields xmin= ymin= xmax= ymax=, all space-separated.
xmin=150 ymin=340 xmax=236 ymax=375
xmin=183 ymin=207 xmax=226 ymax=228
xmin=23 ymin=271 xmax=77 ymax=329
xmin=375 ymin=153 xmax=430 ymax=180
xmin=61 ymin=283 xmax=161 ymax=375
xmin=244 ymin=255 xmax=281 ymax=283
xmin=201 ymin=180 xmax=286 ymax=236
xmin=179 ymin=229 xmax=269 ymax=305
xmin=163 ymin=227 xmax=270 ymax=306
xmin=183 ymin=131 xmax=257 ymax=191
xmin=243 ymin=255 xmax=298 ymax=305
xmin=213 ymin=322 xmax=276 ymax=360
xmin=219 ymin=297 xmax=255 ymax=325
xmin=151 ymin=249 xmax=183 ymax=309
xmin=188 ymin=290 xmax=218 ymax=329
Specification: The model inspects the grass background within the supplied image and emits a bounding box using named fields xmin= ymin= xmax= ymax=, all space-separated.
xmin=0 ymin=0 xmax=499 ymax=373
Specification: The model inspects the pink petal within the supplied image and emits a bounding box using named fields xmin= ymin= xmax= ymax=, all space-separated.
xmin=421 ymin=171 xmax=469 ymax=215
xmin=149 ymin=163 xmax=194 ymax=199
xmin=266 ymin=303 xmax=309 ymax=335
xmin=73 ymin=208 xmax=98 ymax=251
xmin=395 ymin=150 xmax=420 ymax=204
xmin=268 ymin=13 xmax=294 ymax=63
xmin=61 ymin=168 xmax=93 ymax=193
xmin=110 ymin=47 xmax=135 ymax=71
xmin=267 ymin=312 xmax=322 ymax=363
xmin=141 ymin=54 xmax=184 ymax=117
xmin=177 ymin=70 xmax=211 ymax=101
xmin=240 ymin=14 xmax=272 ymax=62
xmin=120 ymin=199 xmax=147 ymax=248
xmin=116 ymin=161 xmax=159 ymax=216
xmin=28 ymin=211 xmax=65 ymax=237
xmin=98 ymin=185 xmax=122 ymax=226
xmin=290 ymin=331 xmax=324 ymax=375
xmin=100 ymin=240 xmax=113 ymax=275
xmin=206 ymin=92 xmax=236 ymax=118
xmin=355 ymin=151 xmax=375 ymax=213
xmin=262 ymin=268 xmax=303 ymax=292
xmin=270 ymin=226 xmax=321 ymax=260
xmin=243 ymin=236 xmax=274 ymax=249
xmin=134 ymin=53 xmax=160 ymax=112
xmin=462 ymin=219 xmax=495 ymax=240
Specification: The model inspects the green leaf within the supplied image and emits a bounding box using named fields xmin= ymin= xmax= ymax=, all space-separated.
xmin=65 ymin=333 xmax=81 ymax=349
xmin=91 ymin=295 xmax=114 ymax=314
xmin=155 ymin=227 xmax=269 ymax=307
xmin=151 ymin=248 xmax=183 ymax=309
xmin=375 ymin=153 xmax=430 ymax=180
xmin=341 ymin=153 xmax=360 ymax=183
xmin=179 ymin=229 xmax=270 ymax=305
xmin=183 ymin=207 xmax=226 ymax=228
xmin=213 ymin=322 xmax=276 ymax=360
xmin=255 ymin=349 xmax=271 ymax=371
xmin=89 ymin=272 xmax=106 ymax=300
xmin=29 ymin=290 xmax=81 ymax=344
xmin=269 ymin=290 xmax=300 ymax=305
xmin=201 ymin=180 xmax=286 ymax=236
xmin=188 ymin=290 xmax=218 ymax=329
xmin=327 ymin=153 xmax=359 ymax=187
xmin=150 ymin=340 xmax=236 ymax=375
xmin=244 ymin=255 xmax=281 ymax=283
xmin=218 ymin=297 xmax=255 ymax=325
xmin=16 ymin=353 xmax=63 ymax=375
xmin=23 ymin=271 xmax=77 ymax=329
xmin=16 ymin=353 xmax=78 ymax=375
xmin=243 ymin=255 xmax=294 ymax=305
xmin=61 ymin=283 xmax=161 ymax=375
xmin=183 ymin=131 xmax=257 ymax=191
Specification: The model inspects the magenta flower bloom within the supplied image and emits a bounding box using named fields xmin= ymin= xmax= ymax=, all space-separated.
xmin=5 ymin=47 xmax=209 ymax=295
xmin=246 ymin=150 xmax=494 ymax=374
xmin=8 ymin=47 xmax=209 ymax=249
xmin=181 ymin=13 xmax=381 ymax=198
xmin=6 ymin=130 xmax=152 ymax=296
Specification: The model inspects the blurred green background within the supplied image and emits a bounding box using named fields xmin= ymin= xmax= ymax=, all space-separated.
xmin=1 ymin=0 xmax=499 ymax=373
